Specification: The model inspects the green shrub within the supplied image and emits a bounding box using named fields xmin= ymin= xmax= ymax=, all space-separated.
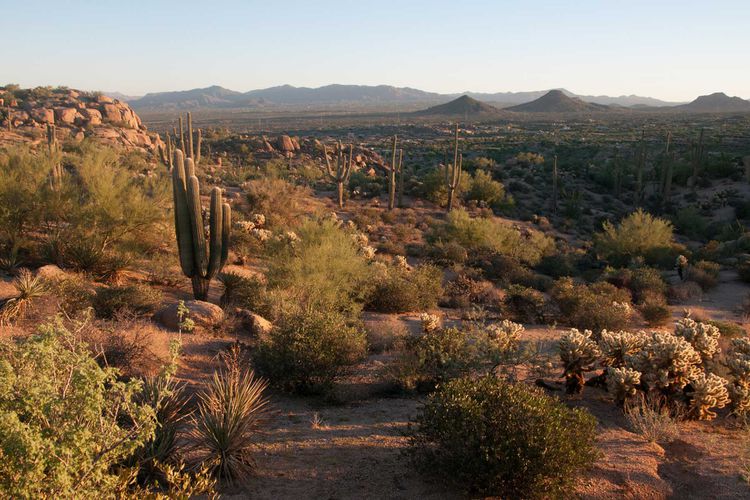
xmin=0 ymin=320 xmax=155 ymax=498
xmin=218 ymin=272 xmax=270 ymax=315
xmin=639 ymin=293 xmax=672 ymax=326
xmin=366 ymin=264 xmax=443 ymax=313
xmin=465 ymin=169 xmax=506 ymax=208
xmin=687 ymin=260 xmax=720 ymax=290
xmin=407 ymin=376 xmax=598 ymax=498
xmin=93 ymin=284 xmax=162 ymax=319
xmin=503 ymin=284 xmax=547 ymax=323
xmin=673 ymin=206 xmax=710 ymax=240
xmin=428 ymin=209 xmax=553 ymax=266
xmin=606 ymin=266 xmax=667 ymax=303
xmin=253 ymin=307 xmax=367 ymax=393
xmin=427 ymin=240 xmax=468 ymax=265
xmin=245 ymin=177 xmax=314 ymax=228
xmin=551 ymin=278 xmax=632 ymax=331
xmin=738 ymin=261 xmax=750 ymax=283
xmin=594 ymin=209 xmax=674 ymax=265
xmin=419 ymin=165 xmax=471 ymax=207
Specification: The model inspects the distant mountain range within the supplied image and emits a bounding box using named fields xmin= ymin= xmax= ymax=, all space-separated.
xmin=122 ymin=84 xmax=750 ymax=114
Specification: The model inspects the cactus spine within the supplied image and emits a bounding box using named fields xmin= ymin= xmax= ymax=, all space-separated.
xmin=445 ymin=124 xmax=462 ymax=212
xmin=171 ymin=149 xmax=230 ymax=300
xmin=551 ymin=155 xmax=558 ymax=214
xmin=322 ymin=141 xmax=354 ymax=208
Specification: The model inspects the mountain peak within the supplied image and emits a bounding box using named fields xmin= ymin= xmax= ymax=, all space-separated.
xmin=414 ymin=95 xmax=501 ymax=117
xmin=675 ymin=92 xmax=750 ymax=113
xmin=507 ymin=90 xmax=610 ymax=113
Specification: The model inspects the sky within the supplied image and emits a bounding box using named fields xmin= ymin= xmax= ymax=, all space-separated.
xmin=2 ymin=0 xmax=749 ymax=101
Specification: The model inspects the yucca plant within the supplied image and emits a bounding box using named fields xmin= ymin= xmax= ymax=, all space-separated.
xmin=0 ymin=268 xmax=48 ymax=324
xmin=188 ymin=346 xmax=270 ymax=484
xmin=131 ymin=375 xmax=191 ymax=482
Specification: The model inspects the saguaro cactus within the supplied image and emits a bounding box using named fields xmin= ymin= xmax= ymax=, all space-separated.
xmin=47 ymin=123 xmax=63 ymax=189
xmin=551 ymin=155 xmax=558 ymax=214
xmin=397 ymin=148 xmax=405 ymax=207
xmin=634 ymin=129 xmax=645 ymax=207
xmin=177 ymin=112 xmax=202 ymax=166
xmin=661 ymin=131 xmax=674 ymax=206
xmin=690 ymin=128 xmax=705 ymax=189
xmin=322 ymin=141 xmax=354 ymax=208
xmin=383 ymin=135 xmax=403 ymax=210
xmin=445 ymin=124 xmax=462 ymax=212
xmin=158 ymin=132 xmax=174 ymax=171
xmin=171 ymin=149 xmax=230 ymax=300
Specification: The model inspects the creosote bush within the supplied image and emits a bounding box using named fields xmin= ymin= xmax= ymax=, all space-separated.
xmin=594 ymin=209 xmax=674 ymax=266
xmin=407 ymin=376 xmax=598 ymax=498
xmin=92 ymin=283 xmax=163 ymax=319
xmin=551 ymin=278 xmax=632 ymax=332
xmin=366 ymin=263 xmax=443 ymax=313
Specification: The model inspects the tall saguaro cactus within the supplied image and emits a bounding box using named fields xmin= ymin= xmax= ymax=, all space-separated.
xmin=171 ymin=149 xmax=230 ymax=300
xmin=634 ymin=129 xmax=646 ymax=207
xmin=322 ymin=141 xmax=354 ymax=208
xmin=661 ymin=131 xmax=674 ymax=207
xmin=47 ymin=123 xmax=63 ymax=189
xmin=177 ymin=112 xmax=202 ymax=166
xmin=445 ymin=124 xmax=462 ymax=212
xmin=551 ymin=155 xmax=558 ymax=214
xmin=158 ymin=132 xmax=174 ymax=171
xmin=397 ymin=148 xmax=405 ymax=208
xmin=383 ymin=135 xmax=403 ymax=210
xmin=690 ymin=128 xmax=705 ymax=190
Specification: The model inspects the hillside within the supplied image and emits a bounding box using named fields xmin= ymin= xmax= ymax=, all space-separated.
xmin=0 ymin=86 xmax=162 ymax=152
xmin=413 ymin=95 xmax=501 ymax=117
xmin=131 ymin=85 xmax=244 ymax=110
xmin=672 ymin=92 xmax=750 ymax=113
xmin=507 ymin=90 xmax=611 ymax=113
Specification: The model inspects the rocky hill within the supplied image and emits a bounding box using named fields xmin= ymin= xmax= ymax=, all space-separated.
xmin=0 ymin=86 xmax=163 ymax=152
xmin=672 ymin=92 xmax=750 ymax=113
xmin=414 ymin=95 xmax=501 ymax=117
xmin=507 ymin=89 xmax=611 ymax=113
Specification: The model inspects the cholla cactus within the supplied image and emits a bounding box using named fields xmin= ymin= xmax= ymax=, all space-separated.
xmin=251 ymin=228 xmax=272 ymax=242
xmin=611 ymin=301 xmax=633 ymax=322
xmin=725 ymin=338 xmax=750 ymax=414
xmin=599 ymin=330 xmax=646 ymax=367
xmin=674 ymin=317 xmax=721 ymax=363
xmin=236 ymin=220 xmax=256 ymax=233
xmin=627 ymin=331 xmax=702 ymax=391
xmin=394 ymin=255 xmax=409 ymax=270
xmin=606 ymin=366 xmax=642 ymax=405
xmin=250 ymin=213 xmax=266 ymax=226
xmin=687 ymin=372 xmax=729 ymax=420
xmin=486 ymin=320 xmax=524 ymax=352
xmin=558 ymin=329 xmax=601 ymax=393
xmin=420 ymin=313 xmax=441 ymax=333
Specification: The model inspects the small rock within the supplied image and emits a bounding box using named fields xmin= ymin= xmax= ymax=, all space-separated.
xmin=156 ymin=300 xmax=224 ymax=331
xmin=36 ymin=264 xmax=67 ymax=282
xmin=235 ymin=308 xmax=273 ymax=337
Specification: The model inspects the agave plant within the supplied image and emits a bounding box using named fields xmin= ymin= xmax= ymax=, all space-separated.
xmin=0 ymin=268 xmax=48 ymax=324
xmin=188 ymin=347 xmax=270 ymax=484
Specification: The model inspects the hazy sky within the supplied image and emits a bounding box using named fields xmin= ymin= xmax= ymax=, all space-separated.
xmin=3 ymin=0 xmax=748 ymax=101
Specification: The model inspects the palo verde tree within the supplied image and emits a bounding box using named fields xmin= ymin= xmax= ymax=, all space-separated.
xmin=322 ymin=141 xmax=354 ymax=208
xmin=171 ymin=148 xmax=230 ymax=300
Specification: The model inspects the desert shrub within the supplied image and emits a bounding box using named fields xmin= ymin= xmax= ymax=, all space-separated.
xmin=53 ymin=275 xmax=96 ymax=316
xmin=465 ymin=169 xmax=506 ymax=208
xmin=253 ymin=307 xmax=367 ymax=393
xmin=0 ymin=319 xmax=155 ymax=498
xmin=624 ymin=393 xmax=681 ymax=443
xmin=245 ymin=177 xmax=314 ymax=227
xmin=419 ymin=164 xmax=471 ymax=207
xmin=441 ymin=274 xmax=492 ymax=309
xmin=607 ymin=266 xmax=667 ymax=303
xmin=218 ymin=271 xmax=270 ymax=315
xmin=551 ymin=278 xmax=633 ymax=331
xmin=407 ymin=376 xmax=597 ymax=498
xmin=265 ymin=218 xmax=372 ymax=319
xmin=428 ymin=209 xmax=553 ymax=266
xmin=639 ymin=294 xmax=672 ymax=326
xmin=594 ymin=209 xmax=674 ymax=266
xmin=366 ymin=263 xmax=443 ymax=313
xmin=392 ymin=321 xmax=522 ymax=391
xmin=92 ymin=283 xmax=162 ymax=319
xmin=189 ymin=347 xmax=269 ymax=485
xmin=738 ymin=261 xmax=750 ymax=283
xmin=427 ymin=240 xmax=468 ymax=265
xmin=673 ymin=206 xmax=710 ymax=240
xmin=668 ymin=281 xmax=703 ymax=303
xmin=687 ymin=260 xmax=720 ymax=290
xmin=503 ymin=284 xmax=547 ymax=323
xmin=365 ymin=318 xmax=409 ymax=354
xmin=535 ymin=252 xmax=579 ymax=278
xmin=0 ymin=269 xmax=48 ymax=324
xmin=0 ymin=148 xmax=52 ymax=244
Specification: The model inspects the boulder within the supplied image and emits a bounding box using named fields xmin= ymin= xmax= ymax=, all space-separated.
xmin=54 ymin=107 xmax=77 ymax=124
xmin=30 ymin=107 xmax=54 ymax=124
xmin=100 ymin=103 xmax=122 ymax=122
xmin=156 ymin=300 xmax=225 ymax=331
xmin=234 ymin=308 xmax=273 ymax=337
xmin=96 ymin=94 xmax=114 ymax=104
xmin=277 ymin=135 xmax=295 ymax=153
xmin=81 ymin=108 xmax=102 ymax=126
xmin=36 ymin=264 xmax=67 ymax=281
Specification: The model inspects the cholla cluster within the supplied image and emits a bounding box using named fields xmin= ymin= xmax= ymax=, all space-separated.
xmin=394 ymin=255 xmax=410 ymax=270
xmin=236 ymin=213 xmax=267 ymax=233
xmin=558 ymin=329 xmax=601 ymax=392
xmin=420 ymin=313 xmax=441 ymax=333
xmin=486 ymin=320 xmax=524 ymax=352
xmin=250 ymin=213 xmax=266 ymax=226
xmin=350 ymin=231 xmax=376 ymax=260
xmin=674 ymin=317 xmax=721 ymax=363
xmin=611 ymin=301 xmax=633 ymax=321
xmin=726 ymin=338 xmax=750 ymax=415
xmin=687 ymin=372 xmax=730 ymax=420
xmin=599 ymin=330 xmax=646 ymax=367
xmin=251 ymin=228 xmax=272 ymax=242
xmin=606 ymin=366 xmax=641 ymax=405
xmin=626 ymin=331 xmax=702 ymax=391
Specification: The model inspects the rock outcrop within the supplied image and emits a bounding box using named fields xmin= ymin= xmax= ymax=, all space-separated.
xmin=0 ymin=86 xmax=163 ymax=153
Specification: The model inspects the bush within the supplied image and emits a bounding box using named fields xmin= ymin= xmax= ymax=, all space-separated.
xmin=407 ymin=376 xmax=598 ymax=498
xmin=428 ymin=209 xmax=553 ymax=266
xmin=218 ymin=272 xmax=270 ymax=315
xmin=245 ymin=177 xmax=314 ymax=228
xmin=419 ymin=165 xmax=471 ymax=207
xmin=551 ymin=278 xmax=632 ymax=331
xmin=687 ymin=260 xmax=720 ymax=290
xmin=92 ymin=283 xmax=162 ymax=319
xmin=594 ymin=209 xmax=674 ymax=265
xmin=427 ymin=240 xmax=468 ymax=265
xmin=639 ymin=293 xmax=672 ymax=327
xmin=0 ymin=319 xmax=155 ymax=498
xmin=503 ymin=284 xmax=547 ymax=323
xmin=366 ymin=264 xmax=443 ymax=313
xmin=738 ymin=261 xmax=750 ymax=283
xmin=253 ymin=307 xmax=367 ymax=393
xmin=465 ymin=169 xmax=506 ymax=208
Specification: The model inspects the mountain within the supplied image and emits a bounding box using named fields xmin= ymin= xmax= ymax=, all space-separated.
xmin=506 ymin=90 xmax=611 ymax=113
xmin=414 ymin=95 xmax=501 ymax=117
xmin=129 ymin=85 xmax=244 ymax=109
xmin=104 ymin=91 xmax=142 ymax=102
xmin=672 ymin=92 xmax=750 ymax=113
xmin=243 ymin=84 xmax=442 ymax=105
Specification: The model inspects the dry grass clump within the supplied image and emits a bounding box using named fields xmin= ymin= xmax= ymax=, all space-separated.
xmin=624 ymin=392 xmax=682 ymax=443
xmin=365 ymin=316 xmax=409 ymax=354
